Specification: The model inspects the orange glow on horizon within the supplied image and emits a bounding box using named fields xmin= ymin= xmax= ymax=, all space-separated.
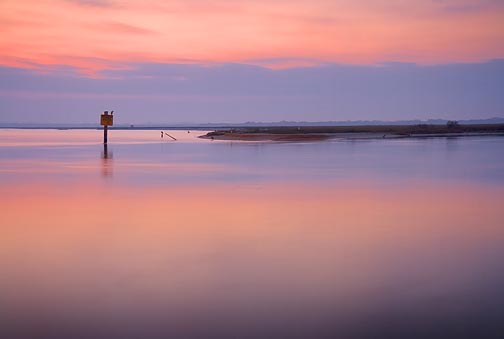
xmin=1 ymin=0 xmax=503 ymax=74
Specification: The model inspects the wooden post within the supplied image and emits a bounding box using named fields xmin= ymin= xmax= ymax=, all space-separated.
xmin=100 ymin=111 xmax=113 ymax=144
xmin=104 ymin=125 xmax=108 ymax=144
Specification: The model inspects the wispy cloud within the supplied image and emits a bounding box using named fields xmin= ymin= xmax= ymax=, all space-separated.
xmin=65 ymin=0 xmax=115 ymax=8
xmin=433 ymin=0 xmax=504 ymax=13
xmin=98 ymin=22 xmax=157 ymax=35
xmin=245 ymin=57 xmax=327 ymax=69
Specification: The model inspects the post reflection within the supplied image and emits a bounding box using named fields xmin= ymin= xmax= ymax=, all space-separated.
xmin=101 ymin=144 xmax=113 ymax=177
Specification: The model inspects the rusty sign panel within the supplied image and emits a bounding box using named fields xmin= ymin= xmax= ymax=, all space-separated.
xmin=100 ymin=114 xmax=113 ymax=126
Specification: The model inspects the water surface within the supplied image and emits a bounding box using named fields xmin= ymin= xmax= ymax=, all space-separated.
xmin=1 ymin=129 xmax=503 ymax=338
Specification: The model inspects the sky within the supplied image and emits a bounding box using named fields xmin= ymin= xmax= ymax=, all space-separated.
xmin=0 ymin=0 xmax=503 ymax=124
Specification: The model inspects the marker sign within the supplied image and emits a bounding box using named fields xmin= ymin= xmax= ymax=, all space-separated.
xmin=100 ymin=114 xmax=113 ymax=126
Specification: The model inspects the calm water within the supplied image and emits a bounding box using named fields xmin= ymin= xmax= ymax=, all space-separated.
xmin=1 ymin=129 xmax=504 ymax=339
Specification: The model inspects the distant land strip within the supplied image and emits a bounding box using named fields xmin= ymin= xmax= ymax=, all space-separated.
xmin=199 ymin=123 xmax=504 ymax=141
xmin=1 ymin=117 xmax=504 ymax=130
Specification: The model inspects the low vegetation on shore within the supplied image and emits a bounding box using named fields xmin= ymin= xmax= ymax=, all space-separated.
xmin=200 ymin=122 xmax=504 ymax=141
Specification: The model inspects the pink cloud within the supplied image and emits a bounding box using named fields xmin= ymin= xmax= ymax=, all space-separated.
xmin=0 ymin=0 xmax=503 ymax=75
xmin=97 ymin=22 xmax=158 ymax=35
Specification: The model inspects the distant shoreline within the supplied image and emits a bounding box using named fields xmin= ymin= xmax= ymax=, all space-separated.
xmin=2 ymin=118 xmax=504 ymax=130
xmin=199 ymin=124 xmax=504 ymax=141
xmin=2 ymin=124 xmax=504 ymax=141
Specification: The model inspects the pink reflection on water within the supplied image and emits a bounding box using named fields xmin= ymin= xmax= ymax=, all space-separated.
xmin=0 ymin=158 xmax=235 ymax=176
xmin=1 ymin=181 xmax=503 ymax=326
xmin=0 ymin=129 xmax=212 ymax=146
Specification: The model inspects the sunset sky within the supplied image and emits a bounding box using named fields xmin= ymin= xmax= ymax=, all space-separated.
xmin=1 ymin=0 xmax=503 ymax=124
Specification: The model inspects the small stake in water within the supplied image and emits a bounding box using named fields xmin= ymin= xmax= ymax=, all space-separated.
xmin=163 ymin=131 xmax=177 ymax=141
xmin=100 ymin=110 xmax=114 ymax=144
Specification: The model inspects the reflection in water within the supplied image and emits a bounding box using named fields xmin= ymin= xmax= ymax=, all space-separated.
xmin=101 ymin=144 xmax=113 ymax=177
xmin=1 ymin=182 xmax=504 ymax=338
xmin=1 ymin=130 xmax=504 ymax=338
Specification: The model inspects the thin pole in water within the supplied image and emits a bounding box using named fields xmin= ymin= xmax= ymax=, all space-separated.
xmin=104 ymin=125 xmax=108 ymax=144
